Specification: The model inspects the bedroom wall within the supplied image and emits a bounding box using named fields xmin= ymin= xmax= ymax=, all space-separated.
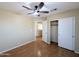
xmin=0 ymin=9 xmax=34 ymax=53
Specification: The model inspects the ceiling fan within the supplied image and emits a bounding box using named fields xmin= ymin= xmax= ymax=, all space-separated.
xmin=22 ymin=2 xmax=57 ymax=16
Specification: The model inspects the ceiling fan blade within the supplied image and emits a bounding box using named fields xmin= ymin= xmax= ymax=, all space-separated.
xmin=39 ymin=11 xmax=49 ymax=13
xmin=22 ymin=5 xmax=32 ymax=10
xmin=38 ymin=2 xmax=44 ymax=9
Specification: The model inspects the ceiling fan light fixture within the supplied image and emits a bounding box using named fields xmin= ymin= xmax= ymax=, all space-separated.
xmin=22 ymin=2 xmax=49 ymax=16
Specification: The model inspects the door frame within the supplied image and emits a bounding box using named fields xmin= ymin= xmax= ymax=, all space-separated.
xmin=49 ymin=19 xmax=59 ymax=44
xmin=34 ymin=21 xmax=43 ymax=41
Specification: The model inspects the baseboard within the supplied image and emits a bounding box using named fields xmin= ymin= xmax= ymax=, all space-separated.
xmin=75 ymin=51 xmax=79 ymax=54
xmin=0 ymin=39 xmax=34 ymax=54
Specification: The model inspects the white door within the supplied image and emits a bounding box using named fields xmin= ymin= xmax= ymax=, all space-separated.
xmin=42 ymin=20 xmax=49 ymax=44
xmin=58 ymin=17 xmax=75 ymax=50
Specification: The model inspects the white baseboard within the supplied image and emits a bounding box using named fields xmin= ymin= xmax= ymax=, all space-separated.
xmin=0 ymin=39 xmax=34 ymax=54
xmin=75 ymin=51 xmax=79 ymax=54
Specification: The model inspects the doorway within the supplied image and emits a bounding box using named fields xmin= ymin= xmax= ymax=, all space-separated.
xmin=50 ymin=20 xmax=58 ymax=44
xmin=35 ymin=20 xmax=49 ymax=44
xmin=35 ymin=21 xmax=43 ymax=41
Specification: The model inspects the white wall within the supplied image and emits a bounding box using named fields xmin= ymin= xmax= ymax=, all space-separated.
xmin=47 ymin=9 xmax=79 ymax=52
xmin=0 ymin=9 xmax=34 ymax=52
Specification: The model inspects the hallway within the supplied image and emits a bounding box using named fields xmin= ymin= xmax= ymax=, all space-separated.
xmin=0 ymin=37 xmax=79 ymax=57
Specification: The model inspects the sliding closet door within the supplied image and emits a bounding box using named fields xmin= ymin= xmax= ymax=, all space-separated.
xmin=58 ymin=17 xmax=75 ymax=50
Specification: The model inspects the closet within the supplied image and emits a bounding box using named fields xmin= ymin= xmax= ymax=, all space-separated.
xmin=50 ymin=20 xmax=58 ymax=43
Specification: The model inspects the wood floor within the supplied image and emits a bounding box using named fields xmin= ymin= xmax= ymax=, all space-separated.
xmin=0 ymin=37 xmax=79 ymax=57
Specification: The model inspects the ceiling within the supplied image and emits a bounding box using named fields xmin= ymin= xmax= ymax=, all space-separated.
xmin=0 ymin=2 xmax=79 ymax=17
